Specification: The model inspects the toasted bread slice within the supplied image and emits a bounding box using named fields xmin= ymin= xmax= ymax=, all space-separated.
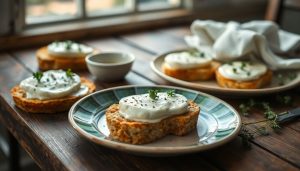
xmin=215 ymin=69 xmax=273 ymax=89
xmin=106 ymin=101 xmax=200 ymax=144
xmin=162 ymin=61 xmax=220 ymax=81
xmin=11 ymin=78 xmax=96 ymax=113
xmin=36 ymin=46 xmax=89 ymax=71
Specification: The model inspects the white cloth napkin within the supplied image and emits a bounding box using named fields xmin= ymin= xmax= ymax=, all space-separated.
xmin=185 ymin=20 xmax=300 ymax=70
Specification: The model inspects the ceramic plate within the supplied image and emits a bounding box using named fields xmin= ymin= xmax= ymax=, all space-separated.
xmin=150 ymin=49 xmax=300 ymax=96
xmin=69 ymin=85 xmax=241 ymax=156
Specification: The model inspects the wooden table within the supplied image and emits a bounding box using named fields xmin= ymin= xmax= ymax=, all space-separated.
xmin=0 ymin=26 xmax=299 ymax=171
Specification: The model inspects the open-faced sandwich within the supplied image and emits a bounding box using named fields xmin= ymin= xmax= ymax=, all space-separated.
xmin=11 ymin=69 xmax=96 ymax=113
xmin=215 ymin=61 xmax=273 ymax=89
xmin=37 ymin=40 xmax=94 ymax=71
xmin=106 ymin=90 xmax=200 ymax=144
xmin=162 ymin=50 xmax=220 ymax=81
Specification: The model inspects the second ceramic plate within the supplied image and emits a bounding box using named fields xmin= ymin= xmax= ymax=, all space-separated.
xmin=69 ymin=85 xmax=241 ymax=156
xmin=150 ymin=49 xmax=300 ymax=96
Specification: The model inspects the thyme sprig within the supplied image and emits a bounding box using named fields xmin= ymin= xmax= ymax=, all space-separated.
xmin=238 ymin=95 xmax=293 ymax=148
xmin=32 ymin=71 xmax=43 ymax=83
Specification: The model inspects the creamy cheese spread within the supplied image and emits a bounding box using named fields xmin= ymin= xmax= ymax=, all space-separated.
xmin=119 ymin=92 xmax=189 ymax=123
xmin=218 ymin=61 xmax=267 ymax=81
xmin=48 ymin=41 xmax=93 ymax=57
xmin=164 ymin=51 xmax=212 ymax=69
xmin=20 ymin=70 xmax=88 ymax=100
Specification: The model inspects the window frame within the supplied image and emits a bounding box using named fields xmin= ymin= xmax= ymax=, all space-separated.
xmin=18 ymin=0 xmax=185 ymax=30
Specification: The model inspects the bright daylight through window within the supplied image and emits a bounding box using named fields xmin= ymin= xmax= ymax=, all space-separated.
xmin=25 ymin=0 xmax=182 ymax=25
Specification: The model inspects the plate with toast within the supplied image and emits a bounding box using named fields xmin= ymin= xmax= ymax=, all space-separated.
xmin=69 ymin=85 xmax=241 ymax=156
xmin=151 ymin=49 xmax=300 ymax=96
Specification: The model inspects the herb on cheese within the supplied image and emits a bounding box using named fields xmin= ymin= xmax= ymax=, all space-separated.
xmin=32 ymin=71 xmax=43 ymax=83
xmin=167 ymin=90 xmax=175 ymax=97
xmin=66 ymin=68 xmax=74 ymax=79
xmin=148 ymin=89 xmax=159 ymax=100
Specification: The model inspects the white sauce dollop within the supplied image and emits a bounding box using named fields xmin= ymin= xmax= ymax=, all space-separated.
xmin=218 ymin=61 xmax=267 ymax=81
xmin=20 ymin=70 xmax=88 ymax=100
xmin=164 ymin=51 xmax=212 ymax=69
xmin=119 ymin=92 xmax=188 ymax=123
xmin=48 ymin=41 xmax=93 ymax=58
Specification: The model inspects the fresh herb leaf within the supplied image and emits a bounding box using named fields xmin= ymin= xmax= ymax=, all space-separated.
xmin=240 ymin=62 xmax=247 ymax=71
xmin=66 ymin=68 xmax=74 ymax=79
xmin=232 ymin=68 xmax=237 ymax=74
xmin=276 ymin=95 xmax=292 ymax=105
xmin=148 ymin=89 xmax=159 ymax=100
xmin=167 ymin=90 xmax=175 ymax=97
xmin=32 ymin=71 xmax=43 ymax=83
xmin=238 ymin=96 xmax=289 ymax=148
xmin=288 ymin=72 xmax=297 ymax=80
xmin=65 ymin=40 xmax=73 ymax=50
xmin=239 ymin=126 xmax=254 ymax=149
xmin=200 ymin=52 xmax=205 ymax=58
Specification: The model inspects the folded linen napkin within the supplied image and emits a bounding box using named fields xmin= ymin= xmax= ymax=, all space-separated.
xmin=185 ymin=20 xmax=300 ymax=70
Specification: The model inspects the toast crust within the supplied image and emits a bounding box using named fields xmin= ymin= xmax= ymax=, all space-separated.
xmin=11 ymin=77 xmax=96 ymax=113
xmin=36 ymin=46 xmax=88 ymax=71
xmin=162 ymin=61 xmax=220 ymax=81
xmin=215 ymin=69 xmax=273 ymax=89
xmin=106 ymin=101 xmax=200 ymax=144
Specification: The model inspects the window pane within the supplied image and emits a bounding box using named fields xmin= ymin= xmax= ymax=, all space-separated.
xmin=25 ymin=0 xmax=79 ymax=24
xmin=86 ymin=0 xmax=134 ymax=16
xmin=138 ymin=0 xmax=181 ymax=11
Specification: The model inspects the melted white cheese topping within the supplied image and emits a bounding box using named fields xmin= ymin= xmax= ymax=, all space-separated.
xmin=119 ymin=92 xmax=189 ymax=123
xmin=164 ymin=51 xmax=212 ymax=69
xmin=48 ymin=41 xmax=93 ymax=58
xmin=218 ymin=61 xmax=267 ymax=81
xmin=20 ymin=70 xmax=88 ymax=100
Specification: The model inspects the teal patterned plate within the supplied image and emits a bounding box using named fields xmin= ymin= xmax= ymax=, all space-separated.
xmin=69 ymin=85 xmax=241 ymax=156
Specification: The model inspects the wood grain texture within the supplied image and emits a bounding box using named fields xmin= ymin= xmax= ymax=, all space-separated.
xmin=0 ymin=26 xmax=300 ymax=171
xmin=121 ymin=27 xmax=300 ymax=169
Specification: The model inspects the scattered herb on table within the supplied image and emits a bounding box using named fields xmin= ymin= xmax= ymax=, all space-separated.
xmin=32 ymin=71 xmax=43 ymax=83
xmin=276 ymin=95 xmax=293 ymax=105
xmin=276 ymin=72 xmax=297 ymax=86
xmin=238 ymin=95 xmax=293 ymax=148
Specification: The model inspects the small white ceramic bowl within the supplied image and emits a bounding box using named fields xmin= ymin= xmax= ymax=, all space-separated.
xmin=86 ymin=52 xmax=135 ymax=82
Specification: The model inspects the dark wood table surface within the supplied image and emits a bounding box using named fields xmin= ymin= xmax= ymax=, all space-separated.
xmin=0 ymin=26 xmax=300 ymax=171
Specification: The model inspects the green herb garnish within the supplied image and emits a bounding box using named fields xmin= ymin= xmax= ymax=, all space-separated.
xmin=232 ymin=68 xmax=237 ymax=73
xmin=200 ymin=52 xmax=205 ymax=58
xmin=237 ymin=95 xmax=292 ymax=148
xmin=167 ymin=90 xmax=175 ymax=97
xmin=65 ymin=40 xmax=73 ymax=50
xmin=32 ymin=71 xmax=43 ymax=83
xmin=66 ymin=68 xmax=74 ymax=79
xmin=188 ymin=50 xmax=204 ymax=57
xmin=148 ymin=89 xmax=159 ymax=100
xmin=288 ymin=72 xmax=297 ymax=80
xmin=240 ymin=62 xmax=247 ymax=71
